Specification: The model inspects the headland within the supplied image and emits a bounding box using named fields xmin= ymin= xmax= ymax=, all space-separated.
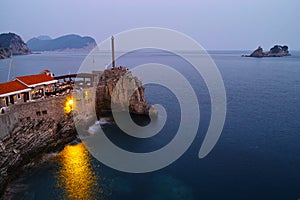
xmin=0 ymin=67 xmax=153 ymax=195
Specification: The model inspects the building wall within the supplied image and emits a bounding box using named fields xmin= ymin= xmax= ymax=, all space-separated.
xmin=0 ymin=112 xmax=18 ymax=139
xmin=11 ymin=95 xmax=71 ymax=123
xmin=0 ymin=92 xmax=29 ymax=108
xmin=0 ymin=95 xmax=71 ymax=139
xmin=0 ymin=98 xmax=6 ymax=108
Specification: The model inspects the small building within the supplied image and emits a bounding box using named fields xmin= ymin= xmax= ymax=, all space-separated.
xmin=0 ymin=80 xmax=31 ymax=107
xmin=41 ymin=69 xmax=55 ymax=77
xmin=0 ymin=71 xmax=58 ymax=110
xmin=16 ymin=73 xmax=58 ymax=100
xmin=74 ymin=73 xmax=95 ymax=87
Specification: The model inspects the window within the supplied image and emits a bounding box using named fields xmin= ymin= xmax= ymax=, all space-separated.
xmin=42 ymin=110 xmax=47 ymax=115
xmin=36 ymin=111 xmax=41 ymax=116
xmin=17 ymin=93 xmax=21 ymax=99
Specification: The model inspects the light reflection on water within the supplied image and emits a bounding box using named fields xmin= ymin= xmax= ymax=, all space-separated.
xmin=55 ymin=143 xmax=102 ymax=200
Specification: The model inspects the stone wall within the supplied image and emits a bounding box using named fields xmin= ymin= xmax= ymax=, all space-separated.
xmin=10 ymin=95 xmax=70 ymax=123
xmin=0 ymin=95 xmax=70 ymax=139
xmin=0 ymin=112 xmax=18 ymax=139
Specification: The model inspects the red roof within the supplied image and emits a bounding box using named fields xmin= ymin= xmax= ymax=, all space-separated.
xmin=0 ymin=80 xmax=29 ymax=96
xmin=16 ymin=74 xmax=56 ymax=86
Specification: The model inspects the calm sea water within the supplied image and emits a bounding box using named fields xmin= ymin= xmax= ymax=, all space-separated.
xmin=1 ymin=50 xmax=300 ymax=199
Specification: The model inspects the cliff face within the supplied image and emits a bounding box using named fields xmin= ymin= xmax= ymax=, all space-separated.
xmin=27 ymin=34 xmax=96 ymax=51
xmin=0 ymin=33 xmax=31 ymax=58
xmin=249 ymin=45 xmax=290 ymax=57
xmin=0 ymin=116 xmax=77 ymax=195
xmin=95 ymin=69 xmax=151 ymax=116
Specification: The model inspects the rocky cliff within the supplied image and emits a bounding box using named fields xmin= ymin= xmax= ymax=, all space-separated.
xmin=0 ymin=69 xmax=155 ymax=195
xmin=0 ymin=116 xmax=77 ymax=195
xmin=95 ymin=68 xmax=152 ymax=117
xmin=0 ymin=45 xmax=10 ymax=59
xmin=247 ymin=45 xmax=290 ymax=57
xmin=0 ymin=33 xmax=31 ymax=58
xmin=27 ymin=34 xmax=96 ymax=51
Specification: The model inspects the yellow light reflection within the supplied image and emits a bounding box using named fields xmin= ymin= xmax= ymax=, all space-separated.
xmin=64 ymin=98 xmax=73 ymax=114
xmin=56 ymin=143 xmax=100 ymax=200
xmin=85 ymin=90 xmax=89 ymax=99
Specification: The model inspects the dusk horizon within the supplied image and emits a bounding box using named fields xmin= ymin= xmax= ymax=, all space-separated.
xmin=1 ymin=0 xmax=299 ymax=50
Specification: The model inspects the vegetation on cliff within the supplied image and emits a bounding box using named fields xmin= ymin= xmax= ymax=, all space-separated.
xmin=27 ymin=34 xmax=96 ymax=51
xmin=0 ymin=33 xmax=31 ymax=59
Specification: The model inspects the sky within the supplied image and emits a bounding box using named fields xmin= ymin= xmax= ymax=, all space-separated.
xmin=0 ymin=0 xmax=299 ymax=50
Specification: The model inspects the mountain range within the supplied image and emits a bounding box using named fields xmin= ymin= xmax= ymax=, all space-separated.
xmin=27 ymin=34 xmax=97 ymax=51
xmin=0 ymin=33 xmax=97 ymax=59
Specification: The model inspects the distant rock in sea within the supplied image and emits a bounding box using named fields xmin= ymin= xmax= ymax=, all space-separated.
xmin=0 ymin=32 xmax=32 ymax=59
xmin=27 ymin=34 xmax=97 ymax=51
xmin=245 ymin=45 xmax=291 ymax=57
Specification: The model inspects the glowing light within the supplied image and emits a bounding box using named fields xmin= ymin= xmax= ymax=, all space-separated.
xmin=64 ymin=98 xmax=73 ymax=114
xmin=56 ymin=143 xmax=101 ymax=200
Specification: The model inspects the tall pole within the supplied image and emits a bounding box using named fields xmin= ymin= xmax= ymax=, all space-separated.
xmin=111 ymin=36 xmax=115 ymax=69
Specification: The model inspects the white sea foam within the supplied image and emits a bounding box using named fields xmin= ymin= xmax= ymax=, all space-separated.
xmin=88 ymin=118 xmax=110 ymax=134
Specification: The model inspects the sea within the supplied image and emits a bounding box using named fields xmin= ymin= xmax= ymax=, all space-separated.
xmin=0 ymin=50 xmax=299 ymax=199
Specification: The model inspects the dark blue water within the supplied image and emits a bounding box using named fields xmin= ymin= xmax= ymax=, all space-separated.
xmin=1 ymin=51 xmax=300 ymax=199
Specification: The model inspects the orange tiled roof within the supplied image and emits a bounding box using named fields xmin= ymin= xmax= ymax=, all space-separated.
xmin=0 ymin=80 xmax=29 ymax=95
xmin=16 ymin=74 xmax=56 ymax=86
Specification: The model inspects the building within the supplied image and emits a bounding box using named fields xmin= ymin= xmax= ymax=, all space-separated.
xmin=0 ymin=80 xmax=31 ymax=107
xmin=0 ymin=71 xmax=58 ymax=110
xmin=16 ymin=73 xmax=57 ymax=100
xmin=41 ymin=69 xmax=55 ymax=77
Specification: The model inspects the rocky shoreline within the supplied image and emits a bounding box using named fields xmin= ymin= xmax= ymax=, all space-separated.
xmin=0 ymin=115 xmax=77 ymax=196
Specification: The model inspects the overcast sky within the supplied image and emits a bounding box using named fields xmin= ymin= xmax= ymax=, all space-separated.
xmin=0 ymin=0 xmax=299 ymax=50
